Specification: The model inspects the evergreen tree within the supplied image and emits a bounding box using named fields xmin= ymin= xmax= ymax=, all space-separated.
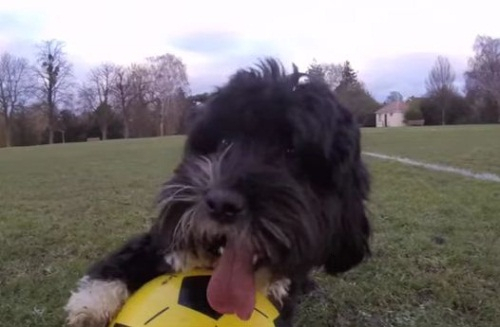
xmin=337 ymin=61 xmax=359 ymax=90
xmin=306 ymin=59 xmax=325 ymax=83
xmin=334 ymin=61 xmax=380 ymax=127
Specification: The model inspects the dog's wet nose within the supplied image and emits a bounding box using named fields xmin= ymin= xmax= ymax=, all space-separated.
xmin=205 ymin=189 xmax=245 ymax=223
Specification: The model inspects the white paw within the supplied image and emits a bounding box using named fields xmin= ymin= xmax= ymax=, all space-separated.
xmin=266 ymin=278 xmax=291 ymax=306
xmin=65 ymin=276 xmax=129 ymax=327
xmin=254 ymin=267 xmax=290 ymax=306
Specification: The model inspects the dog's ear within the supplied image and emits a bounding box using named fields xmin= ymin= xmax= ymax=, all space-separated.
xmin=324 ymin=159 xmax=371 ymax=274
xmin=323 ymin=120 xmax=372 ymax=274
xmin=292 ymin=80 xmax=372 ymax=274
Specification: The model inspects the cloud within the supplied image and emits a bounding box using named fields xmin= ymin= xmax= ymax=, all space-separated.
xmin=0 ymin=12 xmax=41 ymax=34
xmin=179 ymin=36 xmax=289 ymax=94
xmin=170 ymin=32 xmax=243 ymax=55
xmin=0 ymin=12 xmax=43 ymax=59
xmin=1 ymin=0 xmax=497 ymax=98
xmin=360 ymin=53 xmax=470 ymax=102
xmin=187 ymin=53 xmax=282 ymax=94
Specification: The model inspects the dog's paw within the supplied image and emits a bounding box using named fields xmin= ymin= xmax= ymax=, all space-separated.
xmin=64 ymin=276 xmax=129 ymax=327
xmin=266 ymin=278 xmax=291 ymax=306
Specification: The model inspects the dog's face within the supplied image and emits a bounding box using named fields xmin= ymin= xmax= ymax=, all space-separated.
xmin=153 ymin=59 xmax=371 ymax=320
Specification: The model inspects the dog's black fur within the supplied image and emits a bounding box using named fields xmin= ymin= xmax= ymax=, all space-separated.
xmin=65 ymin=58 xmax=371 ymax=327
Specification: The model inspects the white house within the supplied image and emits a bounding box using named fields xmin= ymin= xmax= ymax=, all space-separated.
xmin=375 ymin=101 xmax=409 ymax=127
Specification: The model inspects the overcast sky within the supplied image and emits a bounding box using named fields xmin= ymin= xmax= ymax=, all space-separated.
xmin=1 ymin=0 xmax=498 ymax=102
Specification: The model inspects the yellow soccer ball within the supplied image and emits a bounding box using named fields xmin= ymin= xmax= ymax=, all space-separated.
xmin=109 ymin=269 xmax=284 ymax=327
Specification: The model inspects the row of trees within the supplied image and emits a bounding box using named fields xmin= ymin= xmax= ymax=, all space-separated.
xmin=305 ymin=34 xmax=500 ymax=127
xmin=307 ymin=59 xmax=379 ymax=126
xmin=0 ymin=40 xmax=190 ymax=147
xmin=1 ymin=34 xmax=499 ymax=147
xmin=410 ymin=35 xmax=500 ymax=125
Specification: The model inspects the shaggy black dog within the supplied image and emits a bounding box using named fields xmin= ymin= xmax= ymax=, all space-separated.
xmin=65 ymin=58 xmax=371 ymax=327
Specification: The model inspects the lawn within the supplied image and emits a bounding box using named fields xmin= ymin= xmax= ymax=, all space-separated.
xmin=361 ymin=124 xmax=500 ymax=175
xmin=1 ymin=126 xmax=499 ymax=327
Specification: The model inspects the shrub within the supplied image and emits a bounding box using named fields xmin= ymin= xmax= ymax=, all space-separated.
xmin=405 ymin=99 xmax=424 ymax=121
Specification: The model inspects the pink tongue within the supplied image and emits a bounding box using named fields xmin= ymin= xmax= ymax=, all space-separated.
xmin=207 ymin=238 xmax=255 ymax=320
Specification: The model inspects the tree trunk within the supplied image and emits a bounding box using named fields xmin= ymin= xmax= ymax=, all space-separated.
xmin=48 ymin=91 xmax=54 ymax=144
xmin=159 ymin=101 xmax=165 ymax=137
xmin=495 ymin=95 xmax=500 ymax=123
xmin=48 ymin=127 xmax=54 ymax=144
xmin=123 ymin=118 xmax=130 ymax=138
xmin=102 ymin=127 xmax=108 ymax=140
xmin=4 ymin=116 xmax=12 ymax=147
xmin=48 ymin=103 xmax=55 ymax=144
xmin=120 ymin=98 xmax=130 ymax=138
xmin=441 ymin=93 xmax=449 ymax=126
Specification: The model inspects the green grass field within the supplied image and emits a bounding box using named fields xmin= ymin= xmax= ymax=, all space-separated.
xmin=362 ymin=125 xmax=500 ymax=175
xmin=1 ymin=125 xmax=499 ymax=327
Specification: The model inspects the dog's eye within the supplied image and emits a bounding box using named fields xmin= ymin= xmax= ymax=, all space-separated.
xmin=285 ymin=147 xmax=295 ymax=155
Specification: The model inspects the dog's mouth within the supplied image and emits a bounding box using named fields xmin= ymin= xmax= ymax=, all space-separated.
xmin=206 ymin=235 xmax=266 ymax=268
xmin=204 ymin=234 xmax=266 ymax=321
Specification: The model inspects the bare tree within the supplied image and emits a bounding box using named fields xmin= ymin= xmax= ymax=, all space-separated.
xmin=34 ymin=40 xmax=74 ymax=144
xmin=0 ymin=52 xmax=32 ymax=147
xmin=426 ymin=56 xmax=457 ymax=95
xmin=90 ymin=63 xmax=114 ymax=105
xmin=78 ymin=83 xmax=97 ymax=113
xmin=78 ymin=63 xmax=115 ymax=140
xmin=322 ymin=63 xmax=343 ymax=91
xmin=146 ymin=54 xmax=189 ymax=136
xmin=425 ymin=56 xmax=457 ymax=125
xmin=110 ymin=65 xmax=135 ymax=138
xmin=109 ymin=63 xmax=153 ymax=138
xmin=91 ymin=63 xmax=114 ymax=140
xmin=128 ymin=63 xmax=153 ymax=136
xmin=129 ymin=63 xmax=150 ymax=104
xmin=465 ymin=35 xmax=500 ymax=122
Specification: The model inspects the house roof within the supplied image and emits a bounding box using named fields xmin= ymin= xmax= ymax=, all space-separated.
xmin=375 ymin=101 xmax=409 ymax=114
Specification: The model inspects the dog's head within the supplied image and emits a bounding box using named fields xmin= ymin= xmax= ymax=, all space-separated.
xmin=153 ymin=58 xmax=371 ymax=319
